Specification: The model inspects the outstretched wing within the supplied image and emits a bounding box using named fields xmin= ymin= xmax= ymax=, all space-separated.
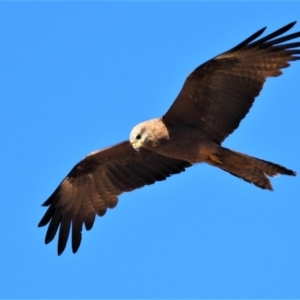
xmin=163 ymin=22 xmax=300 ymax=144
xmin=38 ymin=141 xmax=191 ymax=255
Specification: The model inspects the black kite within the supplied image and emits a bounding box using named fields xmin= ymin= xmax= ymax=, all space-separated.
xmin=39 ymin=22 xmax=300 ymax=255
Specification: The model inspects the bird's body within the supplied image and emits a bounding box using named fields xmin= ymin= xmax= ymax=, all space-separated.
xmin=130 ymin=118 xmax=295 ymax=189
xmin=39 ymin=22 xmax=300 ymax=255
xmin=130 ymin=119 xmax=217 ymax=163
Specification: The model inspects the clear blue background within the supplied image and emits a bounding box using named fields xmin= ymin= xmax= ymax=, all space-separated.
xmin=1 ymin=2 xmax=300 ymax=298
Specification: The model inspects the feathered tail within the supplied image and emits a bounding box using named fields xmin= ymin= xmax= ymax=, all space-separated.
xmin=215 ymin=147 xmax=296 ymax=190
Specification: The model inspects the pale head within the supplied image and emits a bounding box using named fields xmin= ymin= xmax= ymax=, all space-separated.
xmin=129 ymin=121 xmax=153 ymax=150
xmin=129 ymin=118 xmax=169 ymax=150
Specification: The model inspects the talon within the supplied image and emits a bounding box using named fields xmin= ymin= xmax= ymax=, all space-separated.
xmin=208 ymin=154 xmax=223 ymax=165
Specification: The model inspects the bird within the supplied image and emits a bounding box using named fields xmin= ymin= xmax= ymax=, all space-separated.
xmin=39 ymin=22 xmax=300 ymax=255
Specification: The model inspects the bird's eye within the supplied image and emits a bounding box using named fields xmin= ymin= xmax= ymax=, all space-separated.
xmin=136 ymin=134 xmax=141 ymax=140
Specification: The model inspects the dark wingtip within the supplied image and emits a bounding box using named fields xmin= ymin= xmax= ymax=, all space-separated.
xmin=72 ymin=241 xmax=81 ymax=254
xmin=45 ymin=234 xmax=53 ymax=245
xmin=228 ymin=21 xmax=299 ymax=53
xmin=57 ymin=246 xmax=65 ymax=256
xmin=228 ymin=26 xmax=267 ymax=52
xmin=288 ymin=170 xmax=296 ymax=176
xmin=71 ymin=221 xmax=82 ymax=254
xmin=37 ymin=220 xmax=44 ymax=228
xmin=38 ymin=214 xmax=51 ymax=228
xmin=286 ymin=21 xmax=297 ymax=29
xmin=281 ymin=167 xmax=296 ymax=176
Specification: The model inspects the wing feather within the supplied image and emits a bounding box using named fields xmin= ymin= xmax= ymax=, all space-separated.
xmin=38 ymin=141 xmax=191 ymax=254
xmin=57 ymin=212 xmax=72 ymax=255
xmin=163 ymin=22 xmax=300 ymax=143
xmin=106 ymin=164 xmax=138 ymax=190
xmin=71 ymin=217 xmax=83 ymax=254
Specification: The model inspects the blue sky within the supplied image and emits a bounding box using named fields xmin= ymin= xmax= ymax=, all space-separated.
xmin=1 ymin=2 xmax=300 ymax=298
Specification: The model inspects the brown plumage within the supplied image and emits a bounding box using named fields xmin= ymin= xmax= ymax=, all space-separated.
xmin=39 ymin=142 xmax=191 ymax=254
xmin=39 ymin=22 xmax=299 ymax=255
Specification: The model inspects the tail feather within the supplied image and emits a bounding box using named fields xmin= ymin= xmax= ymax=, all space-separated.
xmin=219 ymin=148 xmax=296 ymax=190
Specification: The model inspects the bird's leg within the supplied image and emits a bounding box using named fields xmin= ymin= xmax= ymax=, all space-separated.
xmin=207 ymin=153 xmax=223 ymax=166
xmin=197 ymin=140 xmax=224 ymax=166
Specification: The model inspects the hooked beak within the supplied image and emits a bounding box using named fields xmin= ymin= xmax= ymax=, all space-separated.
xmin=131 ymin=140 xmax=142 ymax=151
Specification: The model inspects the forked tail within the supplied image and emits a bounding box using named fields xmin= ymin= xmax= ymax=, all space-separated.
xmin=212 ymin=147 xmax=296 ymax=190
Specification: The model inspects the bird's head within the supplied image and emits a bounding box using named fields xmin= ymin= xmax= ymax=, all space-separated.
xmin=129 ymin=122 xmax=153 ymax=151
xmin=130 ymin=118 xmax=169 ymax=151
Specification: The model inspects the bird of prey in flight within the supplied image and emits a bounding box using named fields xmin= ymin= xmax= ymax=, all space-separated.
xmin=39 ymin=22 xmax=300 ymax=255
